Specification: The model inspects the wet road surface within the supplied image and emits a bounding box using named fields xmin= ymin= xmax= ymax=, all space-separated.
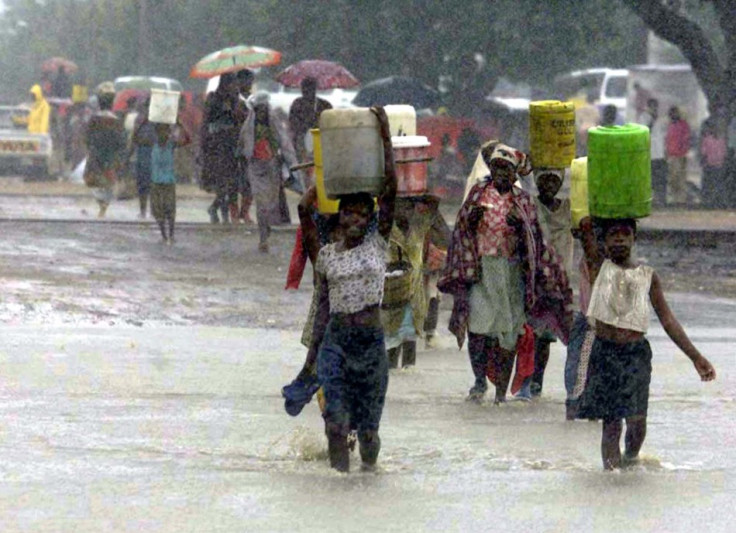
xmin=0 ymin=219 xmax=733 ymax=532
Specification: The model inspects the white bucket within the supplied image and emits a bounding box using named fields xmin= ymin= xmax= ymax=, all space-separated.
xmin=148 ymin=89 xmax=180 ymax=124
xmin=385 ymin=105 xmax=416 ymax=136
xmin=319 ymin=108 xmax=385 ymax=199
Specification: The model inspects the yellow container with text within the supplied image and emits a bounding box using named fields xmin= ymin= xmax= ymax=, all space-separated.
xmin=570 ymin=156 xmax=589 ymax=228
xmin=311 ymin=128 xmax=340 ymax=214
xmin=529 ymin=100 xmax=576 ymax=169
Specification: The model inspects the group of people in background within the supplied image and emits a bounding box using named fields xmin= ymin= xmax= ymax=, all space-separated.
xmin=82 ymin=81 xmax=190 ymax=243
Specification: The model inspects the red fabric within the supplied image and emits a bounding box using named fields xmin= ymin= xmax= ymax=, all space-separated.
xmin=484 ymin=324 xmax=534 ymax=393
xmin=253 ymin=137 xmax=275 ymax=160
xmin=700 ymin=135 xmax=727 ymax=168
xmin=511 ymin=324 xmax=535 ymax=394
xmin=285 ymin=226 xmax=308 ymax=290
xmin=665 ymin=120 xmax=691 ymax=158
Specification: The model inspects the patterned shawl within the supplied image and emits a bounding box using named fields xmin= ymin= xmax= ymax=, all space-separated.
xmin=437 ymin=178 xmax=573 ymax=348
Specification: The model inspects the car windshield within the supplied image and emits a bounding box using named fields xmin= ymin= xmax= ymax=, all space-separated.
xmin=0 ymin=107 xmax=27 ymax=129
xmin=553 ymin=73 xmax=604 ymax=101
xmin=605 ymin=76 xmax=628 ymax=98
xmin=114 ymin=77 xmax=183 ymax=92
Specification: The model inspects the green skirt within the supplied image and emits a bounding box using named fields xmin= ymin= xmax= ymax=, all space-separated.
xmin=468 ymin=255 xmax=526 ymax=351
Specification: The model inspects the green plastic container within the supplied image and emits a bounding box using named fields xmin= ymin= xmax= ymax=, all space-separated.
xmin=588 ymin=124 xmax=651 ymax=219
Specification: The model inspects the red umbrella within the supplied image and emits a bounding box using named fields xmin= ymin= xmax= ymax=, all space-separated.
xmin=41 ymin=57 xmax=79 ymax=74
xmin=275 ymin=60 xmax=359 ymax=90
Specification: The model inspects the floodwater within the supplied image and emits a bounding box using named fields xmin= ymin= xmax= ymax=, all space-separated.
xmin=0 ymin=220 xmax=733 ymax=532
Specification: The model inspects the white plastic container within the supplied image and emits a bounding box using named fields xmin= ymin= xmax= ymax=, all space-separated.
xmin=392 ymin=135 xmax=431 ymax=195
xmin=148 ymin=89 xmax=180 ymax=124
xmin=319 ymin=108 xmax=385 ymax=199
xmin=385 ymin=105 xmax=416 ymax=136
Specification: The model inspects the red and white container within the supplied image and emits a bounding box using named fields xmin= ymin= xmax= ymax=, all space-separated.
xmin=392 ymin=135 xmax=431 ymax=195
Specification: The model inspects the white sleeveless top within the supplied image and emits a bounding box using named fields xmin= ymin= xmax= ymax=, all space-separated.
xmin=587 ymin=259 xmax=654 ymax=333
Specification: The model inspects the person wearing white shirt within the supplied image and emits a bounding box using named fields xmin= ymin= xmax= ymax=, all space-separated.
xmin=640 ymin=98 xmax=667 ymax=207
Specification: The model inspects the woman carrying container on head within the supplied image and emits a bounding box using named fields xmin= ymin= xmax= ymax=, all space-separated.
xmin=311 ymin=107 xmax=397 ymax=473
xmin=383 ymin=195 xmax=449 ymax=368
xmin=516 ymin=168 xmax=574 ymax=400
xmin=438 ymin=142 xmax=573 ymax=404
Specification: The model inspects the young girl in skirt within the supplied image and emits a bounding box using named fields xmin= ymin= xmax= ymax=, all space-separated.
xmin=311 ymin=107 xmax=397 ymax=472
xmin=578 ymin=216 xmax=716 ymax=469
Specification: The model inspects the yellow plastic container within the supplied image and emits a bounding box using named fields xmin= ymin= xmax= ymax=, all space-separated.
xmin=72 ymin=85 xmax=89 ymax=104
xmin=529 ymin=100 xmax=576 ymax=169
xmin=311 ymin=129 xmax=340 ymax=214
xmin=570 ymin=157 xmax=589 ymax=228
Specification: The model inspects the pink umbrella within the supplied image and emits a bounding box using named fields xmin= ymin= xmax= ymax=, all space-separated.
xmin=275 ymin=60 xmax=359 ymax=90
xmin=41 ymin=57 xmax=79 ymax=74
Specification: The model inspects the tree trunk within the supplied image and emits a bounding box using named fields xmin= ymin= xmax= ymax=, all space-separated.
xmin=620 ymin=0 xmax=731 ymax=112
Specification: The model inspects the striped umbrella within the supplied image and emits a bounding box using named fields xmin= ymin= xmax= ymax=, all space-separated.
xmin=190 ymin=45 xmax=281 ymax=79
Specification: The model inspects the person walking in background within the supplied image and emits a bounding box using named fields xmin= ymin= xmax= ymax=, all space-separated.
xmin=600 ymin=104 xmax=619 ymax=127
xmin=200 ymin=72 xmax=246 ymax=224
xmin=698 ymin=114 xmax=727 ymax=208
xmin=83 ymin=83 xmax=125 ymax=218
xmin=19 ymin=84 xmax=51 ymax=135
xmin=52 ymin=66 xmax=72 ymax=99
xmin=423 ymin=208 xmax=451 ymax=348
xmin=665 ymin=106 xmax=691 ymax=206
xmin=439 ymin=142 xmax=572 ymax=404
xmin=382 ymin=196 xmax=446 ymax=369
xmin=130 ymin=96 xmax=155 ymax=218
xmin=640 ymin=98 xmax=667 ymax=207
xmin=234 ymin=69 xmax=255 ymax=224
xmin=148 ymin=122 xmax=191 ymax=244
xmin=728 ymin=110 xmax=736 ymax=207
xmin=240 ymin=92 xmax=300 ymax=253
xmin=516 ymin=169 xmax=573 ymax=400
xmin=288 ymin=76 xmax=332 ymax=188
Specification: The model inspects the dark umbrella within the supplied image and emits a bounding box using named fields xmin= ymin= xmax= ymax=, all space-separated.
xmin=275 ymin=60 xmax=359 ymax=90
xmin=352 ymin=76 xmax=440 ymax=109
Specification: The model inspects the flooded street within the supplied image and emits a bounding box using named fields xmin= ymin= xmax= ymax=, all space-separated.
xmin=0 ymin=218 xmax=734 ymax=531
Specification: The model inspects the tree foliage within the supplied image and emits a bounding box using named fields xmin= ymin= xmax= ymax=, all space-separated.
xmin=0 ymin=0 xmax=645 ymax=100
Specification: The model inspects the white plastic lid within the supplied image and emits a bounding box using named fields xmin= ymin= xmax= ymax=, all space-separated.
xmin=391 ymin=135 xmax=431 ymax=148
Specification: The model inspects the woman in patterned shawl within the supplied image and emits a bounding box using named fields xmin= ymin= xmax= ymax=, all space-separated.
xmin=438 ymin=141 xmax=572 ymax=404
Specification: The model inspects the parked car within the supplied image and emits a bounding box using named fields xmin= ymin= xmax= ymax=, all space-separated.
xmin=553 ymin=68 xmax=628 ymax=116
xmin=113 ymin=76 xmax=183 ymax=93
xmin=0 ymin=105 xmax=53 ymax=179
xmin=205 ymin=76 xmax=357 ymax=114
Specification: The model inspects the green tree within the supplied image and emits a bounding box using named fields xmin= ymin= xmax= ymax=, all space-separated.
xmin=0 ymin=0 xmax=646 ymax=103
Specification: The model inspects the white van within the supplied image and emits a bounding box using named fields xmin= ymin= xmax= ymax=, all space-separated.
xmin=553 ymin=68 xmax=629 ymax=115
